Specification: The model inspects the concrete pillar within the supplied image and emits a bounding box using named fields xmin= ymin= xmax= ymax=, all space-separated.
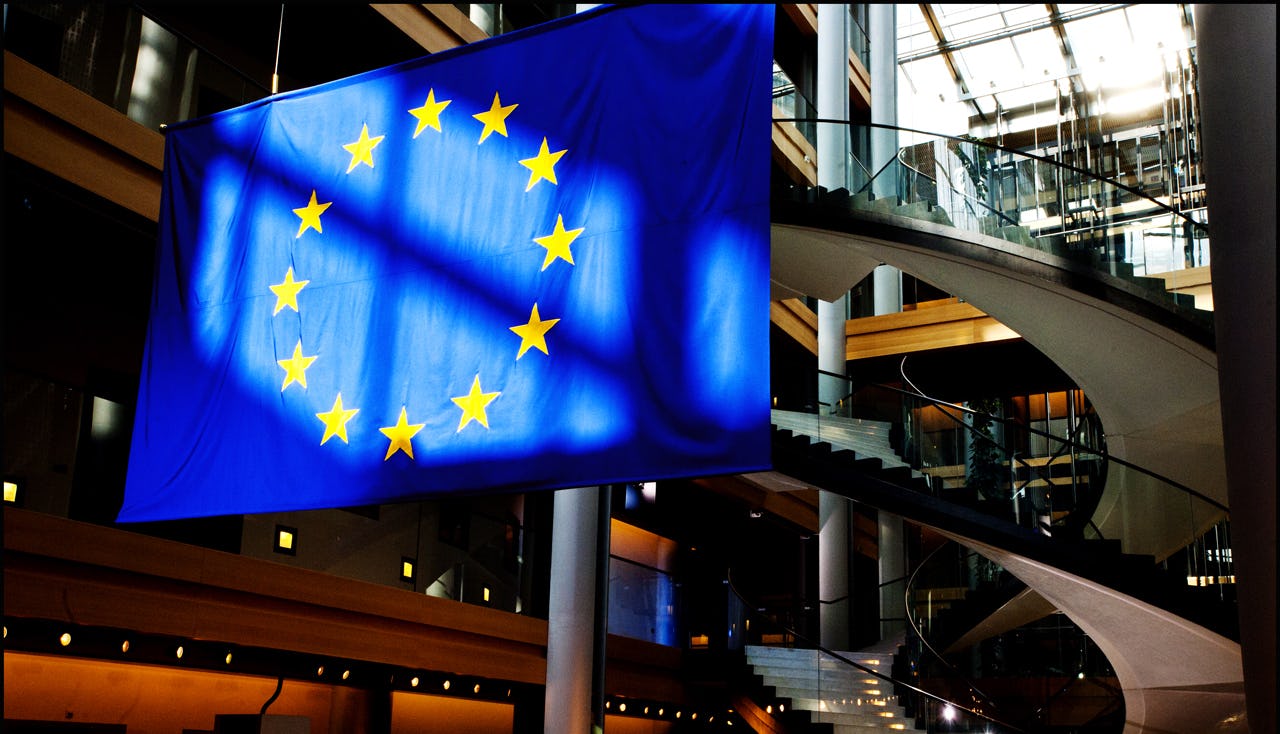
xmin=817 ymin=4 xmax=850 ymax=192
xmin=329 ymin=687 xmax=390 ymax=733
xmin=1194 ymin=6 xmax=1276 ymax=733
xmin=544 ymin=487 xmax=603 ymax=734
xmin=869 ymin=4 xmax=904 ymax=316
xmin=815 ymin=5 xmax=852 ymax=653
xmin=868 ymin=3 xmax=899 ymax=199
xmin=871 ymin=265 xmax=902 ymax=316
xmin=878 ymin=512 xmax=907 ymax=640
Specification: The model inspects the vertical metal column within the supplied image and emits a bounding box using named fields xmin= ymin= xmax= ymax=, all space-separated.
xmin=1194 ymin=5 xmax=1276 ymax=732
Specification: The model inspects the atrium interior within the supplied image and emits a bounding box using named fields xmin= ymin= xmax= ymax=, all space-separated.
xmin=3 ymin=4 xmax=1274 ymax=734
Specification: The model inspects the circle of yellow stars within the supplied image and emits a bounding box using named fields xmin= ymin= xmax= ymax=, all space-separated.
xmin=268 ymin=87 xmax=583 ymax=462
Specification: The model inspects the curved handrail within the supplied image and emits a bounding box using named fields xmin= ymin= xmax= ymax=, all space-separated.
xmin=903 ymin=540 xmax=1125 ymax=731
xmin=894 ymin=143 xmax=1022 ymax=228
xmin=814 ymin=367 xmax=1229 ymax=514
xmin=773 ymin=118 xmax=1207 ymax=232
xmin=725 ymin=568 xmax=1027 ymax=733
xmin=902 ymin=542 xmax=1006 ymax=713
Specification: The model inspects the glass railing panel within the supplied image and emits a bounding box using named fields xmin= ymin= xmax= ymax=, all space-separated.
xmin=788 ymin=122 xmax=1212 ymax=320
xmin=905 ymin=540 xmax=1122 ymax=732
xmin=608 ymin=555 xmax=680 ymax=646
xmin=722 ymin=493 xmax=1027 ymax=732
xmin=4 ymin=4 xmax=270 ymax=129
xmin=778 ymin=370 xmax=1229 ymax=581
xmin=2 ymin=367 xmax=549 ymax=619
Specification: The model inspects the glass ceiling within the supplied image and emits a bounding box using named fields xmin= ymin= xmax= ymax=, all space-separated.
xmin=896 ymin=3 xmax=1197 ymax=138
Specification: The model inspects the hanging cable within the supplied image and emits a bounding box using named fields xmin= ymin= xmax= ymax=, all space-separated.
xmin=261 ymin=674 xmax=284 ymax=714
xmin=272 ymin=5 xmax=285 ymax=94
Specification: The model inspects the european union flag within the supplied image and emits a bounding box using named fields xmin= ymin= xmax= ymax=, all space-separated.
xmin=119 ymin=5 xmax=774 ymax=522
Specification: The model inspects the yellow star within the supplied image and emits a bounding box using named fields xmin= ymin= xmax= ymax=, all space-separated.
xmin=533 ymin=214 xmax=584 ymax=271
xmin=293 ymin=190 xmax=332 ymax=238
xmin=472 ymin=92 xmax=518 ymax=144
xmin=510 ymin=303 xmax=560 ymax=359
xmin=316 ymin=393 xmax=359 ymax=445
xmin=451 ymin=375 xmax=501 ymax=431
xmin=343 ymin=123 xmax=384 ymax=173
xmin=277 ymin=340 xmax=317 ymax=391
xmin=269 ymin=266 xmax=310 ymax=315
xmin=409 ymin=88 xmax=451 ymax=138
xmin=518 ymin=137 xmax=567 ymax=191
xmin=379 ymin=406 xmax=425 ymax=460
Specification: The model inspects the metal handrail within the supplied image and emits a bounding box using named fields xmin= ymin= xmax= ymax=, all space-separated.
xmin=902 ymin=543 xmax=1007 ymax=716
xmin=812 ymin=367 xmax=1229 ymax=514
xmin=724 ymin=568 xmax=1027 ymax=733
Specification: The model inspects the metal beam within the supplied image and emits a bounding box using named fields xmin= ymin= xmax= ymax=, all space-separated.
xmin=918 ymin=3 xmax=987 ymax=124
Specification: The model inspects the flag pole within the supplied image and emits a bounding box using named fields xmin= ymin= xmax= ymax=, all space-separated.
xmin=590 ymin=485 xmax=612 ymax=732
xmin=271 ymin=4 xmax=284 ymax=94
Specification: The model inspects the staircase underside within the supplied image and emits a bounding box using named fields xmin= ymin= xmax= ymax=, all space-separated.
xmin=949 ymin=532 xmax=1247 ymax=734
xmin=769 ymin=206 xmax=1226 ymax=560
xmin=769 ymin=428 xmax=1245 ymax=734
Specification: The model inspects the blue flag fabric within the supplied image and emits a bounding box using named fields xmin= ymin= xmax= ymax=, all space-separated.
xmin=120 ymin=4 xmax=774 ymax=522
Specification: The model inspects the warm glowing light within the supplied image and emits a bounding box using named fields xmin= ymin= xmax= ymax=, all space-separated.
xmin=766 ymin=705 xmax=772 ymax=714
xmin=317 ymin=666 xmax=325 ymax=676
xmin=1078 ymin=672 xmax=1086 ymax=679
xmin=619 ymin=703 xmax=626 ymax=713
xmin=643 ymin=707 xmax=649 ymax=714
xmin=60 ymin=633 xmax=71 ymax=647
xmin=941 ymin=704 xmax=957 ymax=722
xmin=121 ymin=640 xmax=130 ymax=652
xmin=411 ymin=677 xmax=420 ymax=687
xmin=483 ymin=587 xmax=491 ymax=602
xmin=443 ymin=680 xmax=451 ymax=690
xmin=3 ymin=481 xmax=17 ymax=503
xmin=225 ymin=652 xmax=233 ymax=664
xmin=473 ymin=684 xmax=480 ymax=694
xmin=658 ymin=709 xmax=664 ymax=716
xmin=676 ymin=711 xmax=681 ymax=719
xmin=402 ymin=561 xmax=414 ymax=578
xmin=342 ymin=670 xmax=350 ymax=680
xmin=176 ymin=646 xmax=184 ymax=658
xmin=606 ymin=701 xmax=611 ymax=710
xmin=778 ymin=704 xmax=784 ymax=712
xmin=691 ymin=713 xmax=697 ymax=720
xmin=277 ymin=529 xmax=294 ymax=550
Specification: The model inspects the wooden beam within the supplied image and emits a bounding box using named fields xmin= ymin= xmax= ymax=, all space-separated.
xmin=771 ymin=105 xmax=818 ymax=187
xmin=3 ymin=51 xmax=163 ymax=221
xmin=770 ymin=298 xmax=818 ymax=356
xmin=844 ymin=298 xmax=1021 ymax=360
xmin=849 ymin=49 xmax=872 ymax=113
xmin=781 ymin=4 xmax=818 ymax=37
xmin=372 ymin=4 xmax=488 ymax=53
xmin=4 ymin=508 xmax=547 ymax=684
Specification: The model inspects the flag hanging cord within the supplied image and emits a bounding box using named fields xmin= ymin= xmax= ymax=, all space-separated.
xmin=271 ymin=5 xmax=285 ymax=94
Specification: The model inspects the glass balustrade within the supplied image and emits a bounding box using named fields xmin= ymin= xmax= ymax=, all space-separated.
xmin=3 ymin=368 xmax=549 ymax=619
xmin=773 ymin=368 xmax=1237 ymax=637
xmin=608 ymin=555 xmax=680 ymax=647
xmin=4 ymin=4 xmax=270 ymax=128
xmin=904 ymin=541 xmax=1123 ymax=732
xmin=721 ymin=498 xmax=1028 ymax=733
xmin=778 ymin=121 xmax=1213 ymax=325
